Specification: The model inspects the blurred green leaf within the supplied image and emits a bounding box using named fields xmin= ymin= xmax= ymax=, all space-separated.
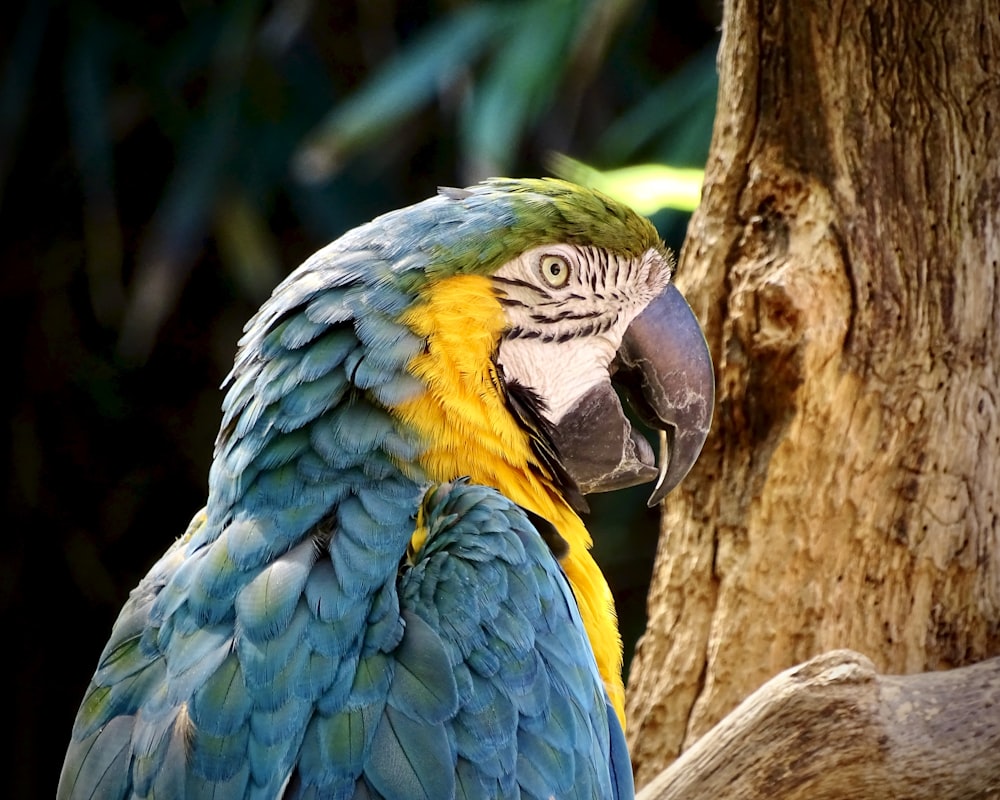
xmin=551 ymin=153 xmax=703 ymax=213
xmin=296 ymin=0 xmax=643 ymax=183
xmin=295 ymin=3 xmax=509 ymax=182
xmin=459 ymin=0 xmax=585 ymax=176
xmin=595 ymin=42 xmax=718 ymax=166
xmin=214 ymin=190 xmax=284 ymax=302
xmin=117 ymin=0 xmax=263 ymax=363
xmin=0 ymin=0 xmax=51 ymax=207
xmin=66 ymin=16 xmax=125 ymax=326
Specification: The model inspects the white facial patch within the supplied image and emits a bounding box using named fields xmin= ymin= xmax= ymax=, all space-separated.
xmin=492 ymin=244 xmax=672 ymax=425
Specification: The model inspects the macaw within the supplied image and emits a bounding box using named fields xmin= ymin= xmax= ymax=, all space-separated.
xmin=58 ymin=178 xmax=714 ymax=799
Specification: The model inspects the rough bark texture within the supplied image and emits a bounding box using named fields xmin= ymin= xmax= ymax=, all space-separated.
xmin=635 ymin=651 xmax=1000 ymax=800
xmin=626 ymin=0 xmax=1000 ymax=785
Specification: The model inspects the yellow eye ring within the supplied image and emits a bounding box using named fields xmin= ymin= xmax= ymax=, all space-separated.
xmin=538 ymin=254 xmax=570 ymax=288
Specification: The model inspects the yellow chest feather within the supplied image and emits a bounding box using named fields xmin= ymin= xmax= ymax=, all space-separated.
xmin=392 ymin=274 xmax=626 ymax=727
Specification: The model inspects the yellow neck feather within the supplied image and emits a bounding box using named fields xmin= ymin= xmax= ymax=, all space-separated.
xmin=393 ymin=274 xmax=626 ymax=727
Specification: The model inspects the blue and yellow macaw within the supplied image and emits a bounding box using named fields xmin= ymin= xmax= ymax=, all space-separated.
xmin=58 ymin=178 xmax=713 ymax=799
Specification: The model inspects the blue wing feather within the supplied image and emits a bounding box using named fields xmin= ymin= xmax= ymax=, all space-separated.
xmin=61 ymin=481 xmax=633 ymax=799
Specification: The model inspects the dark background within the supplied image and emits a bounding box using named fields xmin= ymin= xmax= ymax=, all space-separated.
xmin=1 ymin=2 xmax=718 ymax=794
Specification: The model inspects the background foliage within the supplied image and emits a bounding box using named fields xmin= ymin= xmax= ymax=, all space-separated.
xmin=1 ymin=1 xmax=717 ymax=794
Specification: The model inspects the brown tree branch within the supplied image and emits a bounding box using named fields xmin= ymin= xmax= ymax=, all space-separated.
xmin=636 ymin=651 xmax=1000 ymax=800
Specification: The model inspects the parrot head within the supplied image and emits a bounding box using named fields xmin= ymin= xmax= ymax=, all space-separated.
xmin=385 ymin=178 xmax=714 ymax=509
xmin=488 ymin=237 xmax=711 ymax=509
xmin=219 ymin=177 xmax=713 ymax=721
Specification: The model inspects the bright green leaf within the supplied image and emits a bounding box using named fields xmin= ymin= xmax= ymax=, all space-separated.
xmin=550 ymin=153 xmax=704 ymax=214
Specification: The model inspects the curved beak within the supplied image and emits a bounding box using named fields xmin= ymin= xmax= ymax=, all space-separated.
xmin=615 ymin=284 xmax=714 ymax=506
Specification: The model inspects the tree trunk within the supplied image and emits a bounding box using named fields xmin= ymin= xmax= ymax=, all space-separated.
xmin=626 ymin=0 xmax=1000 ymax=786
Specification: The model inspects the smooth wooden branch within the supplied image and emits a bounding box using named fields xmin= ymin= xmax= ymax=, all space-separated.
xmin=635 ymin=650 xmax=1000 ymax=800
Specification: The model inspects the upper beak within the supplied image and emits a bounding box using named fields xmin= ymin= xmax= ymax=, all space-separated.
xmin=615 ymin=283 xmax=714 ymax=506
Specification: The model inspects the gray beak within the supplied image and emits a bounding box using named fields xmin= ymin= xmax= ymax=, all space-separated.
xmin=615 ymin=283 xmax=715 ymax=506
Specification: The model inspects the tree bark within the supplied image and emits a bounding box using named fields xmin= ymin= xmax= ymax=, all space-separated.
xmin=626 ymin=0 xmax=1000 ymax=786
xmin=635 ymin=651 xmax=1000 ymax=800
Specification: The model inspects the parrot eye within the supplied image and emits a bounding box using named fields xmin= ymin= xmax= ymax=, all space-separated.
xmin=538 ymin=254 xmax=570 ymax=288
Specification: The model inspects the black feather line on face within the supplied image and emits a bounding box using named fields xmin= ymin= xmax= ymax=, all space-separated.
xmin=503 ymin=317 xmax=616 ymax=344
xmin=491 ymin=275 xmax=549 ymax=296
xmin=500 ymin=371 xmax=589 ymax=514
xmin=528 ymin=308 xmax=604 ymax=324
